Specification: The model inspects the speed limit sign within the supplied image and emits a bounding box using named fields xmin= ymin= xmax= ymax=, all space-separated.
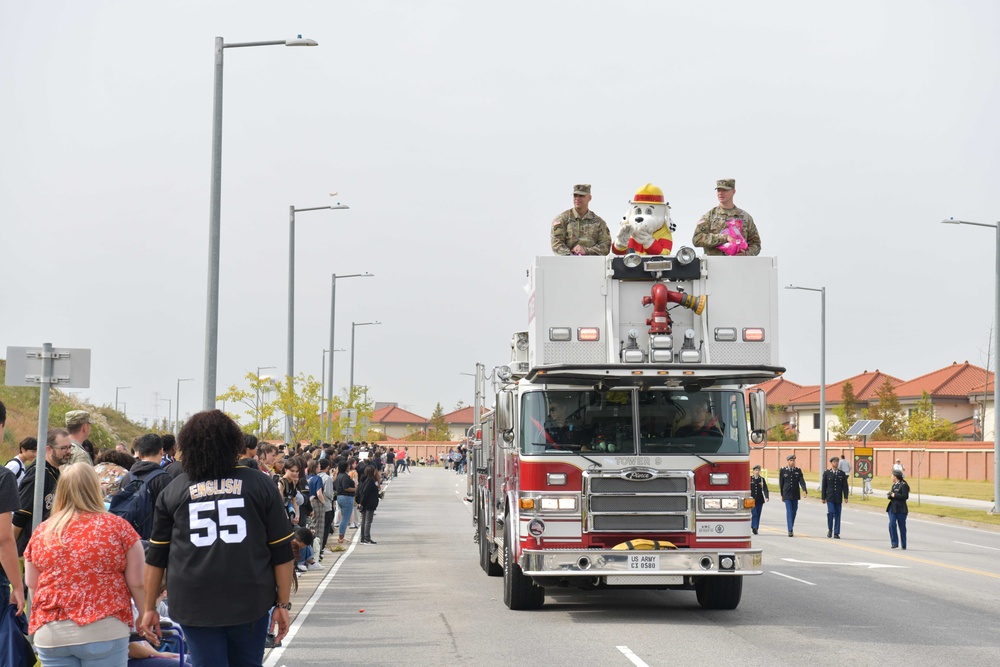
xmin=854 ymin=447 xmax=873 ymax=479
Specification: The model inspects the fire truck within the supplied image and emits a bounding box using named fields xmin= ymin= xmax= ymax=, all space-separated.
xmin=471 ymin=250 xmax=782 ymax=610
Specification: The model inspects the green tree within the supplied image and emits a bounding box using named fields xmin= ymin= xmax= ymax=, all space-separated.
xmin=867 ymin=378 xmax=905 ymax=441
xmin=832 ymin=380 xmax=859 ymax=439
xmin=904 ymin=391 xmax=959 ymax=442
xmin=454 ymin=399 xmax=466 ymax=411
xmin=217 ymin=372 xmax=282 ymax=439
xmin=427 ymin=402 xmax=451 ymax=441
xmin=767 ymin=403 xmax=796 ymax=441
xmin=273 ymin=373 xmax=325 ymax=444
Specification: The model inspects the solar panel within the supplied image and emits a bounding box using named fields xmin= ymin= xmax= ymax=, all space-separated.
xmin=845 ymin=419 xmax=882 ymax=437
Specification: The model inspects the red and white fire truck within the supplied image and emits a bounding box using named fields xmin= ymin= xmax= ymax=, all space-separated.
xmin=472 ymin=250 xmax=782 ymax=610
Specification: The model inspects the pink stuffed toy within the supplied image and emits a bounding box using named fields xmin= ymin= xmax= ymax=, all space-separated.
xmin=716 ymin=218 xmax=748 ymax=256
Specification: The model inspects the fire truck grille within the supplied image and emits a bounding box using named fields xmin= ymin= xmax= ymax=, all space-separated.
xmin=592 ymin=514 xmax=686 ymax=531
xmin=585 ymin=474 xmax=691 ymax=532
xmin=590 ymin=495 xmax=688 ymax=512
xmin=590 ymin=477 xmax=687 ymax=494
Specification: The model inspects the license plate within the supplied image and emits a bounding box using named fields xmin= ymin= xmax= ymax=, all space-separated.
xmin=627 ymin=554 xmax=660 ymax=570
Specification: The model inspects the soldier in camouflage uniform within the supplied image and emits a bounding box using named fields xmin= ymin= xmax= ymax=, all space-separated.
xmin=692 ymin=179 xmax=761 ymax=256
xmin=551 ymin=184 xmax=611 ymax=256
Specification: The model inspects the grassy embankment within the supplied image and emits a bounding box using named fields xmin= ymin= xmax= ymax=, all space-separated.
xmin=1 ymin=359 xmax=145 ymax=461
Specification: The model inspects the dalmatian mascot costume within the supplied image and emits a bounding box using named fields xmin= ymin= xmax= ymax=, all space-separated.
xmin=612 ymin=183 xmax=676 ymax=256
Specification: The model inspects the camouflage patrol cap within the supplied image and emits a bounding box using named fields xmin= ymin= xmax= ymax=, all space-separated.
xmin=573 ymin=184 xmax=592 ymax=195
xmin=65 ymin=410 xmax=91 ymax=428
xmin=716 ymin=179 xmax=735 ymax=191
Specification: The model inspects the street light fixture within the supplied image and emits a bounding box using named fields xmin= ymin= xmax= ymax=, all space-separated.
xmin=285 ymin=199 xmax=351 ymax=444
xmin=115 ymin=386 xmax=130 ymax=413
xmin=786 ymin=284 xmax=826 ymax=473
xmin=175 ymin=378 xmax=194 ymax=437
xmin=328 ymin=273 xmax=374 ymax=436
xmin=349 ymin=321 xmax=382 ymax=405
xmin=202 ymin=34 xmax=319 ymax=411
xmin=941 ymin=217 xmax=1000 ymax=513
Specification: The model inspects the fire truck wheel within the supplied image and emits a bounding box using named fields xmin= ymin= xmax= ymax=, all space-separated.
xmin=480 ymin=517 xmax=502 ymax=577
xmin=695 ymin=576 xmax=743 ymax=610
xmin=503 ymin=522 xmax=545 ymax=610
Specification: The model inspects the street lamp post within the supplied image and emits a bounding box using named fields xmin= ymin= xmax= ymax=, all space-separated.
xmin=175 ymin=378 xmax=194 ymax=437
xmin=787 ymin=284 xmax=826 ymax=474
xmin=349 ymin=321 xmax=381 ymax=406
xmin=286 ymin=201 xmax=350 ymax=444
xmin=328 ymin=273 xmax=374 ymax=437
xmin=115 ymin=386 xmax=130 ymax=413
xmin=256 ymin=365 xmax=277 ymax=439
xmin=942 ymin=218 xmax=1000 ymax=513
xmin=202 ymin=34 xmax=318 ymax=412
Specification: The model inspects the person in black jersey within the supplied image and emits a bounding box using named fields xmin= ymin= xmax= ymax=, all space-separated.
xmin=139 ymin=410 xmax=294 ymax=667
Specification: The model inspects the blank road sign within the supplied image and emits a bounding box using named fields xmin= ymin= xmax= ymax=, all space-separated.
xmin=4 ymin=346 xmax=91 ymax=388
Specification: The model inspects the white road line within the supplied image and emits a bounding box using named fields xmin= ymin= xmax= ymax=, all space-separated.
xmin=955 ymin=540 xmax=1000 ymax=552
xmin=616 ymin=645 xmax=650 ymax=667
xmin=770 ymin=570 xmax=816 ymax=586
xmin=264 ymin=533 xmax=360 ymax=667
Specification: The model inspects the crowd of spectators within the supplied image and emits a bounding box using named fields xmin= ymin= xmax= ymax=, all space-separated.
xmin=0 ymin=399 xmax=406 ymax=664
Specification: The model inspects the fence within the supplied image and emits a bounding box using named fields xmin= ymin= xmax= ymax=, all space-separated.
xmin=750 ymin=440 xmax=995 ymax=482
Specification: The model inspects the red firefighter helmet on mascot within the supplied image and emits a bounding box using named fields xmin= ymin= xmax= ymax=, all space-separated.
xmin=612 ymin=183 xmax=676 ymax=257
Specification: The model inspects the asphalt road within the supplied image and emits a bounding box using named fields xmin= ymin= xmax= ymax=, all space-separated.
xmin=265 ymin=468 xmax=1000 ymax=667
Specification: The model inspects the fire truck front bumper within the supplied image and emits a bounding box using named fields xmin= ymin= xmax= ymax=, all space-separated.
xmin=520 ymin=548 xmax=762 ymax=580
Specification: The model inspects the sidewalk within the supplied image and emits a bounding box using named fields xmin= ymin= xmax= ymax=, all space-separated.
xmin=766 ymin=476 xmax=995 ymax=512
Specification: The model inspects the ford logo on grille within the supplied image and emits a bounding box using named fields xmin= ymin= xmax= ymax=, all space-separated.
xmin=624 ymin=471 xmax=655 ymax=481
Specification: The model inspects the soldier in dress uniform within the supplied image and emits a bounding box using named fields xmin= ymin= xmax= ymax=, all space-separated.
xmin=778 ymin=454 xmax=807 ymax=537
xmin=750 ymin=465 xmax=768 ymax=535
xmin=692 ymin=178 xmax=761 ymax=256
xmin=821 ymin=456 xmax=849 ymax=538
xmin=551 ymin=184 xmax=611 ymax=256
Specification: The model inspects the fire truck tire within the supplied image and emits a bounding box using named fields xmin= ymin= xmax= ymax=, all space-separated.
xmin=695 ymin=576 xmax=743 ymax=610
xmin=503 ymin=523 xmax=545 ymax=610
xmin=480 ymin=517 xmax=502 ymax=577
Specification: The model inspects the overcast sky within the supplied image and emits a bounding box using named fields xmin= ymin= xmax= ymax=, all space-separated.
xmin=2 ymin=1 xmax=998 ymax=426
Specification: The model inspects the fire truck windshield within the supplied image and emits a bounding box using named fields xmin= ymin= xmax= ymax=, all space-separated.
xmin=520 ymin=389 xmax=748 ymax=455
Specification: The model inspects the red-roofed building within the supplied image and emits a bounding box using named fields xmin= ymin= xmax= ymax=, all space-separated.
xmin=750 ymin=377 xmax=811 ymax=435
xmin=893 ymin=362 xmax=992 ymax=428
xmin=369 ymin=404 xmax=429 ymax=439
xmin=442 ymin=406 xmax=476 ymax=441
xmin=785 ymin=370 xmax=903 ymax=441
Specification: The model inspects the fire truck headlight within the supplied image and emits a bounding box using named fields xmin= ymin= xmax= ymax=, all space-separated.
xmin=623 ymin=251 xmax=643 ymax=268
xmin=558 ymin=497 xmax=577 ymax=510
xmin=514 ymin=332 xmax=529 ymax=351
xmin=721 ymin=498 xmax=740 ymax=510
xmin=497 ymin=365 xmax=512 ymax=381
xmin=528 ymin=519 xmax=545 ymax=537
xmin=709 ymin=473 xmax=730 ymax=485
xmin=703 ymin=498 xmax=722 ymax=510
xmin=540 ymin=498 xmax=559 ymax=510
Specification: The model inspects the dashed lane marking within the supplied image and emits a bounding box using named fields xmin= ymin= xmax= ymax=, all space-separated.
xmin=770 ymin=570 xmax=816 ymax=586
xmin=617 ymin=645 xmax=650 ymax=667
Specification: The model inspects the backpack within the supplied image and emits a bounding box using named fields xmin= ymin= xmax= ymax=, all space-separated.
xmin=5 ymin=459 xmax=25 ymax=485
xmin=109 ymin=469 xmax=168 ymax=539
